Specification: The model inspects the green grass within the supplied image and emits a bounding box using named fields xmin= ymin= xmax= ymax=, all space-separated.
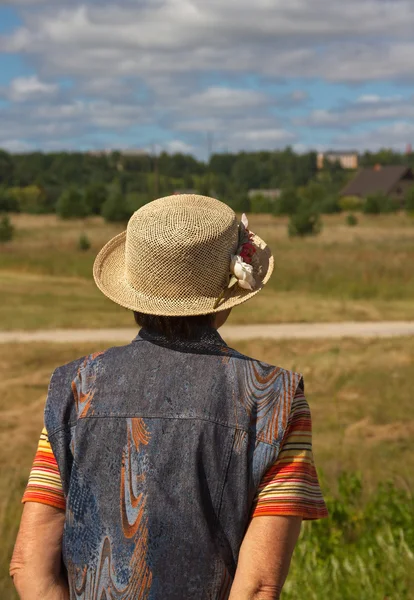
xmin=2 ymin=337 xmax=414 ymax=598
xmin=0 ymin=213 xmax=414 ymax=329
xmin=285 ymin=474 xmax=414 ymax=600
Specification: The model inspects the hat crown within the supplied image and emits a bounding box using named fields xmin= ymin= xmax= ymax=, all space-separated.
xmin=124 ymin=195 xmax=239 ymax=301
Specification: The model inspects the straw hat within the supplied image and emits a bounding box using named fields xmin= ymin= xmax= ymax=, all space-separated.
xmin=93 ymin=194 xmax=273 ymax=316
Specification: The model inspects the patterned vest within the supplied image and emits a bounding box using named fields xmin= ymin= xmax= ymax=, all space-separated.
xmin=45 ymin=327 xmax=302 ymax=600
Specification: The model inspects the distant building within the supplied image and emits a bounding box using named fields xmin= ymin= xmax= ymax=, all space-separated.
xmin=340 ymin=165 xmax=414 ymax=200
xmin=248 ymin=189 xmax=281 ymax=201
xmin=317 ymin=151 xmax=359 ymax=170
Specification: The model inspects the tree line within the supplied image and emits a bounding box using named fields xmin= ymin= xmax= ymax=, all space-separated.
xmin=1 ymin=147 xmax=414 ymax=224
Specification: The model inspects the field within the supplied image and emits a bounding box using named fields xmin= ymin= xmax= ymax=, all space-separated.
xmin=2 ymin=211 xmax=414 ymax=598
xmin=0 ymin=212 xmax=414 ymax=330
xmin=2 ymin=336 xmax=414 ymax=599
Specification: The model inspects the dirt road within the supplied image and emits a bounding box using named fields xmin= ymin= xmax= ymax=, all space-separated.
xmin=1 ymin=321 xmax=414 ymax=344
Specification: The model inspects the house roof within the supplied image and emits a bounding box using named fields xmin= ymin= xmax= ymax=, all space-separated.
xmin=340 ymin=166 xmax=412 ymax=197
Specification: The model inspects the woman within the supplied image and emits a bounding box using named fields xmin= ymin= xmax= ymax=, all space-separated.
xmin=11 ymin=194 xmax=327 ymax=600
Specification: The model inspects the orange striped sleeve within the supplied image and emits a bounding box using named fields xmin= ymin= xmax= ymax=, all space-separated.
xmin=22 ymin=427 xmax=66 ymax=511
xmin=251 ymin=388 xmax=328 ymax=520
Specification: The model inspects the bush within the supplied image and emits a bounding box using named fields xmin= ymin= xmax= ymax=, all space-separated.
xmin=299 ymin=181 xmax=328 ymax=211
xmin=0 ymin=214 xmax=14 ymax=242
xmin=318 ymin=194 xmax=341 ymax=214
xmin=0 ymin=187 xmax=19 ymax=212
xmin=250 ymin=194 xmax=275 ymax=214
xmin=363 ymin=192 xmax=388 ymax=215
xmin=56 ymin=188 xmax=90 ymax=219
xmin=405 ymin=186 xmax=414 ymax=214
xmin=288 ymin=208 xmax=322 ymax=237
xmin=78 ymin=233 xmax=91 ymax=251
xmin=339 ymin=195 xmax=364 ymax=212
xmin=274 ymin=188 xmax=300 ymax=215
xmin=8 ymin=185 xmax=49 ymax=214
xmin=101 ymin=191 xmax=132 ymax=223
xmin=346 ymin=213 xmax=358 ymax=227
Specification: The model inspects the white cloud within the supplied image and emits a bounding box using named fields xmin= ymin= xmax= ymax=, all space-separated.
xmin=2 ymin=0 xmax=414 ymax=154
xmin=183 ymin=87 xmax=268 ymax=112
xmin=299 ymin=94 xmax=414 ymax=129
xmin=334 ymin=122 xmax=414 ymax=150
xmin=0 ymin=139 xmax=33 ymax=152
xmin=7 ymin=75 xmax=58 ymax=102
xmin=2 ymin=1 xmax=414 ymax=83
xmin=161 ymin=140 xmax=195 ymax=154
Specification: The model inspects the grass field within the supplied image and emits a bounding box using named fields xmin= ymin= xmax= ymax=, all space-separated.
xmin=2 ymin=336 xmax=414 ymax=598
xmin=1 ymin=212 xmax=414 ymax=330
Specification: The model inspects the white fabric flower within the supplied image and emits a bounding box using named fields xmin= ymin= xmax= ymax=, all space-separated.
xmin=230 ymin=255 xmax=256 ymax=291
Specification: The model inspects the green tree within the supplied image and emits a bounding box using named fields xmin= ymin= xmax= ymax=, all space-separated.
xmin=406 ymin=186 xmax=414 ymax=213
xmin=299 ymin=181 xmax=328 ymax=212
xmin=85 ymin=183 xmax=107 ymax=215
xmin=231 ymin=155 xmax=262 ymax=191
xmin=249 ymin=194 xmax=274 ymax=214
xmin=0 ymin=214 xmax=14 ymax=242
xmin=101 ymin=190 xmax=132 ymax=223
xmin=8 ymin=185 xmax=49 ymax=214
xmin=56 ymin=188 xmax=90 ymax=219
xmin=274 ymin=188 xmax=299 ymax=215
xmin=288 ymin=208 xmax=322 ymax=238
xmin=0 ymin=150 xmax=14 ymax=186
xmin=0 ymin=187 xmax=19 ymax=212
xmin=363 ymin=193 xmax=384 ymax=215
xmin=127 ymin=192 xmax=151 ymax=212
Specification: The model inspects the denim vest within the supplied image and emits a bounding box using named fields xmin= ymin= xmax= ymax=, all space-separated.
xmin=45 ymin=327 xmax=302 ymax=600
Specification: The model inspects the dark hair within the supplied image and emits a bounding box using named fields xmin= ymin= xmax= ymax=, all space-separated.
xmin=134 ymin=312 xmax=215 ymax=340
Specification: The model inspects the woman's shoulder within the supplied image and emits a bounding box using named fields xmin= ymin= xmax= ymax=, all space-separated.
xmin=225 ymin=345 xmax=304 ymax=393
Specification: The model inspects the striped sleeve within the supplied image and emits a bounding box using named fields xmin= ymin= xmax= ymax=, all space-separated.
xmin=22 ymin=427 xmax=66 ymax=511
xmin=251 ymin=387 xmax=328 ymax=520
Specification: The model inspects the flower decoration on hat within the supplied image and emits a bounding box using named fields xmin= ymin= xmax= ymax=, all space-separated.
xmin=214 ymin=214 xmax=257 ymax=308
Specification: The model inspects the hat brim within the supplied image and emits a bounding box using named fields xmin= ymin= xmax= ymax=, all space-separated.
xmin=93 ymin=230 xmax=274 ymax=316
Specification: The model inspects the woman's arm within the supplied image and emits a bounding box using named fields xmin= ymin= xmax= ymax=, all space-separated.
xmin=228 ymin=515 xmax=302 ymax=600
xmin=10 ymin=502 xmax=69 ymax=600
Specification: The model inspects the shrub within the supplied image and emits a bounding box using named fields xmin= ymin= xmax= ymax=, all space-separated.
xmin=405 ymin=186 xmax=414 ymax=214
xmin=339 ymin=195 xmax=364 ymax=212
xmin=299 ymin=181 xmax=328 ymax=212
xmin=288 ymin=208 xmax=322 ymax=237
xmin=274 ymin=188 xmax=299 ymax=215
xmin=318 ymin=194 xmax=341 ymax=214
xmin=56 ymin=188 xmax=90 ymax=219
xmin=363 ymin=192 xmax=387 ymax=215
xmin=250 ymin=194 xmax=274 ymax=214
xmin=8 ymin=185 xmax=49 ymax=214
xmin=78 ymin=233 xmax=91 ymax=251
xmin=0 ymin=214 xmax=14 ymax=242
xmin=346 ymin=213 xmax=358 ymax=227
xmin=101 ymin=191 xmax=132 ymax=223
xmin=0 ymin=187 xmax=19 ymax=212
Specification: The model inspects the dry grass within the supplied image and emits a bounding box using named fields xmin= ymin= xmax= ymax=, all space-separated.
xmin=2 ymin=336 xmax=414 ymax=597
xmin=1 ymin=213 xmax=414 ymax=329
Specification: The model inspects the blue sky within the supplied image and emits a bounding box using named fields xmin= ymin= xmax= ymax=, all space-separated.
xmin=1 ymin=0 xmax=414 ymax=158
